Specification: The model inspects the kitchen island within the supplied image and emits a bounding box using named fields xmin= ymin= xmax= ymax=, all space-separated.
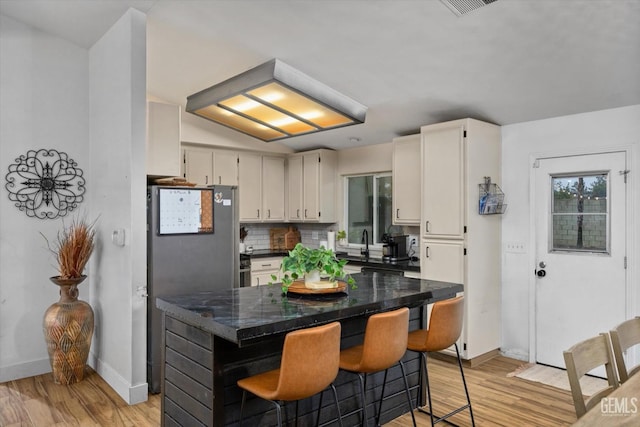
xmin=156 ymin=271 xmax=463 ymax=426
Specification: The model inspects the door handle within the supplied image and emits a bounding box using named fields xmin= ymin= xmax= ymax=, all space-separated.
xmin=425 ymin=221 xmax=430 ymax=233
xmin=257 ymin=209 xmax=260 ymax=218
xmin=218 ymin=176 xmax=221 ymax=184
xmin=396 ymin=209 xmax=399 ymax=219
xmin=425 ymin=247 xmax=430 ymax=258
xmin=268 ymin=209 xmax=271 ymax=218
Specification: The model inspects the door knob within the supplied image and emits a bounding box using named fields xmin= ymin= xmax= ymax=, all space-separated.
xmin=537 ymin=269 xmax=546 ymax=277
xmin=539 ymin=261 xmax=546 ymax=268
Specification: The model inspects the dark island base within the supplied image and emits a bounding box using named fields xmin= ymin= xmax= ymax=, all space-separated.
xmin=161 ymin=307 xmax=429 ymax=426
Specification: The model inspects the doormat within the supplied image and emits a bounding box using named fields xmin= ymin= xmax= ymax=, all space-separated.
xmin=507 ymin=363 xmax=608 ymax=396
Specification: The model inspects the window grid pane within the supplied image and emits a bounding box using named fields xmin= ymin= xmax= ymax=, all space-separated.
xmin=346 ymin=174 xmax=392 ymax=246
xmin=551 ymin=174 xmax=608 ymax=252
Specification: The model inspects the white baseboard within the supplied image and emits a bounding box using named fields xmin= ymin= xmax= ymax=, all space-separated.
xmin=91 ymin=353 xmax=149 ymax=405
xmin=0 ymin=358 xmax=51 ymax=383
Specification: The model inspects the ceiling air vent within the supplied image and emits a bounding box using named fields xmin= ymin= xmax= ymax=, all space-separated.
xmin=440 ymin=0 xmax=498 ymax=17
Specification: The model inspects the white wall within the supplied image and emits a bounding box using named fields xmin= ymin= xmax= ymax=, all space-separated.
xmin=88 ymin=9 xmax=147 ymax=404
xmin=0 ymin=9 xmax=148 ymax=405
xmin=501 ymin=105 xmax=640 ymax=361
xmin=0 ymin=14 xmax=90 ymax=381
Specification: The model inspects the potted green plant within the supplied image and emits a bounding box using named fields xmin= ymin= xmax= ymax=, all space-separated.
xmin=336 ymin=230 xmax=347 ymax=246
xmin=271 ymin=243 xmax=356 ymax=294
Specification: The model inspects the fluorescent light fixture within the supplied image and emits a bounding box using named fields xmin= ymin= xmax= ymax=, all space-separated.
xmin=186 ymin=59 xmax=367 ymax=142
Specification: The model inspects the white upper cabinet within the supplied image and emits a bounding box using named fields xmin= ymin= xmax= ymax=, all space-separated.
xmin=287 ymin=156 xmax=304 ymax=221
xmin=147 ymin=101 xmax=181 ymax=177
xmin=392 ymin=134 xmax=421 ymax=225
xmin=184 ymin=147 xmax=238 ymax=186
xmin=184 ymin=148 xmax=213 ymax=185
xmin=287 ymin=149 xmax=337 ymax=223
xmin=262 ymin=156 xmax=286 ymax=221
xmin=421 ymin=124 xmax=465 ymax=239
xmin=238 ymin=153 xmax=286 ymax=222
xmin=238 ymin=152 xmax=263 ymax=221
xmin=212 ymin=150 xmax=238 ymax=186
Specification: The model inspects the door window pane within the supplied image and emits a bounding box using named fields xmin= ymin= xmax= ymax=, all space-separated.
xmin=551 ymin=174 xmax=608 ymax=252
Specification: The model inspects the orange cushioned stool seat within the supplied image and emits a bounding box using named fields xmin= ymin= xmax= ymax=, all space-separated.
xmin=407 ymin=296 xmax=475 ymax=426
xmin=237 ymin=321 xmax=343 ymax=427
xmin=339 ymin=307 xmax=416 ymax=427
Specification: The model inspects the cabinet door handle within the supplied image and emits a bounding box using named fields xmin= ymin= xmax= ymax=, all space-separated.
xmin=257 ymin=209 xmax=260 ymax=218
xmin=304 ymin=209 xmax=308 ymax=218
xmin=268 ymin=209 xmax=271 ymax=218
xmin=396 ymin=209 xmax=400 ymax=219
xmin=425 ymin=221 xmax=430 ymax=233
xmin=218 ymin=176 xmax=221 ymax=184
xmin=257 ymin=277 xmax=260 ymax=286
xmin=296 ymin=209 xmax=300 ymax=218
xmin=205 ymin=175 xmax=209 ymax=185
xmin=426 ymin=247 xmax=430 ymax=258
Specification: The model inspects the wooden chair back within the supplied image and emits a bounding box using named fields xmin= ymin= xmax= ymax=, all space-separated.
xmin=610 ymin=316 xmax=640 ymax=383
xmin=563 ymin=333 xmax=619 ymax=418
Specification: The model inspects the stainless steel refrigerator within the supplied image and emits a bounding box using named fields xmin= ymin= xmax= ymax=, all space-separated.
xmin=146 ymin=185 xmax=239 ymax=393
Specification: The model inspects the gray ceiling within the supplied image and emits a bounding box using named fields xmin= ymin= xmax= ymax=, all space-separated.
xmin=2 ymin=0 xmax=639 ymax=151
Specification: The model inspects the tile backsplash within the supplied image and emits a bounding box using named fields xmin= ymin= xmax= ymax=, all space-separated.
xmin=240 ymin=223 xmax=338 ymax=251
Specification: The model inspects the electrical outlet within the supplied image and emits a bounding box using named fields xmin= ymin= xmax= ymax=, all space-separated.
xmin=505 ymin=242 xmax=526 ymax=253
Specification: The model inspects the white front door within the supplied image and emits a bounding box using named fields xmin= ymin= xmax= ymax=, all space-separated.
xmin=534 ymin=151 xmax=627 ymax=369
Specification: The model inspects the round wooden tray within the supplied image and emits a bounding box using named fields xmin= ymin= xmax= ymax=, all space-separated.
xmin=286 ymin=280 xmax=347 ymax=295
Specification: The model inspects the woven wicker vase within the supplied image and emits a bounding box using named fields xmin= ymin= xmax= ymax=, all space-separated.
xmin=43 ymin=276 xmax=94 ymax=385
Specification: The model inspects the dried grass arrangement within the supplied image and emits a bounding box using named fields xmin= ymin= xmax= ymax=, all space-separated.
xmin=42 ymin=217 xmax=96 ymax=279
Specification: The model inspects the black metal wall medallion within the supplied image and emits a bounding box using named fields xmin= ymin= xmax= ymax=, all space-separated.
xmin=5 ymin=149 xmax=86 ymax=219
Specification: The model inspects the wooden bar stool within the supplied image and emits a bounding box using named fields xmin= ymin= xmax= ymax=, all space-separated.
xmin=339 ymin=307 xmax=416 ymax=427
xmin=237 ymin=322 xmax=343 ymax=427
xmin=406 ymin=296 xmax=475 ymax=426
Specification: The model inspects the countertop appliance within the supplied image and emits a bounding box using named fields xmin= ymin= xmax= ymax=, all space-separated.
xmin=382 ymin=234 xmax=409 ymax=262
xmin=147 ymin=185 xmax=239 ymax=393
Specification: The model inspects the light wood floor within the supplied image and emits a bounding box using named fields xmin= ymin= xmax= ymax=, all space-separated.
xmin=0 ymin=355 xmax=577 ymax=426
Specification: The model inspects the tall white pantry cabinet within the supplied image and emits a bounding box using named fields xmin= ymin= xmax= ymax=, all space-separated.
xmin=420 ymin=118 xmax=501 ymax=362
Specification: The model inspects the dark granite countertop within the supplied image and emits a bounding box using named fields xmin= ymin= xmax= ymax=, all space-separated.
xmin=336 ymin=254 xmax=421 ymax=272
xmin=156 ymin=272 xmax=461 ymax=347
xmin=244 ymin=249 xmax=420 ymax=272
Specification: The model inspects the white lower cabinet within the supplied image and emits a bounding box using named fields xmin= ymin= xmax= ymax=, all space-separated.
xmin=421 ymin=239 xmax=464 ymax=284
xmin=251 ymin=257 xmax=283 ymax=286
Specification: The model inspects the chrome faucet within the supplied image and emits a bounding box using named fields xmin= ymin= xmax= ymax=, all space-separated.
xmin=361 ymin=229 xmax=369 ymax=258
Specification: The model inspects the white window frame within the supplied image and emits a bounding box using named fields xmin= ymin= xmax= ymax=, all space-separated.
xmin=343 ymin=172 xmax=392 ymax=249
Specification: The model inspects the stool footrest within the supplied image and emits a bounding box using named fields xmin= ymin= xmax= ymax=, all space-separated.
xmin=417 ymin=403 xmax=471 ymax=426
